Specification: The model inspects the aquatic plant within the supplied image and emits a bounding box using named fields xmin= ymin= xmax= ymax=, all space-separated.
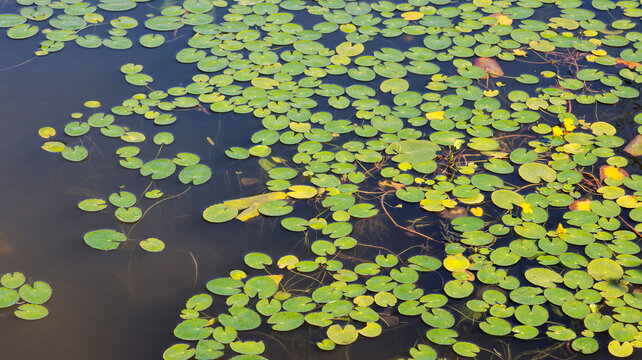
xmin=2 ymin=0 xmax=641 ymax=358
xmin=0 ymin=272 xmax=51 ymax=320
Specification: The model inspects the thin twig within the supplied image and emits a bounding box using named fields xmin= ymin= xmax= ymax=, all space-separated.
xmin=380 ymin=191 xmax=439 ymax=243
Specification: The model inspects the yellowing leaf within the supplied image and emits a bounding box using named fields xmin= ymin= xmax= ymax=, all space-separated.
xmin=84 ymin=100 xmax=101 ymax=108
xmin=339 ymin=23 xmax=356 ymax=33
xmin=223 ymin=192 xmax=288 ymax=221
xmin=401 ymin=11 xmax=424 ymax=21
xmin=287 ymin=185 xmax=318 ymax=199
xmin=442 ymin=199 xmax=457 ymax=208
xmin=590 ymin=122 xmax=616 ymax=136
xmin=277 ymin=255 xmax=299 ymax=269
xmin=267 ymin=274 xmax=283 ymax=286
xmin=489 ymin=12 xmax=512 ymax=25
xmin=290 ymin=122 xmax=311 ymax=132
xmin=443 ymin=254 xmax=470 ymax=272
xmin=251 ymin=77 xmax=279 ymax=89
xmin=603 ymin=166 xmax=624 ymax=181
xmin=617 ymin=195 xmax=642 ymax=208
xmin=483 ymin=90 xmax=499 ymax=97
xmin=425 ymin=111 xmax=444 ymax=120
xmin=230 ymin=270 xmax=247 ymax=280
xmin=398 ymin=162 xmax=412 ymax=171
xmin=38 ymin=126 xmax=56 ymax=139
xmin=84 ymin=13 xmax=104 ymax=24
xmin=470 ymin=207 xmax=483 ymax=217
xmin=41 ymin=141 xmax=66 ymax=153
xmin=336 ymin=41 xmax=364 ymax=57
xmin=330 ymin=54 xmax=350 ymax=65
xmin=353 ymin=295 xmax=374 ymax=306
xmin=235 ymin=202 xmax=263 ymax=222
xmin=569 ymin=200 xmax=591 ymax=211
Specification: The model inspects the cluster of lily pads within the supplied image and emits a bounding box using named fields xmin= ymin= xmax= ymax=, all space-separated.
xmin=39 ymin=71 xmax=214 ymax=251
xmin=8 ymin=0 xmax=641 ymax=358
xmin=0 ymin=272 xmax=52 ymax=320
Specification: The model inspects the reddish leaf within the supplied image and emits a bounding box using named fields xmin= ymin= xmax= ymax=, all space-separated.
xmin=474 ymin=57 xmax=504 ymax=79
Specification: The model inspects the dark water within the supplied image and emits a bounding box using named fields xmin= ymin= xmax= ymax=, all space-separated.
xmin=0 ymin=1 xmax=641 ymax=360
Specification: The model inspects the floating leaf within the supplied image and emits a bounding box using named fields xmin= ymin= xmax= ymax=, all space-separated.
xmin=14 ymin=304 xmax=48 ymax=320
xmin=83 ymin=229 xmax=127 ymax=251
xmin=326 ymin=324 xmax=359 ymax=345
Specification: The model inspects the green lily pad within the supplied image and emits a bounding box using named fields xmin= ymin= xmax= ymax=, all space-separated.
xmin=78 ymin=199 xmax=107 ymax=212
xmin=140 ymin=159 xmax=176 ymax=180
xmin=452 ymin=342 xmax=480 ymax=358
xmin=83 ymin=229 xmax=127 ymax=250
xmin=0 ymin=287 xmax=20 ymax=308
xmin=267 ymin=311 xmax=304 ymax=331
xmin=19 ymin=281 xmax=52 ymax=304
xmin=139 ymin=238 xmax=165 ymax=252
xmin=14 ymin=304 xmax=49 ymax=320
xmin=1 ymin=273 xmax=25 ymax=289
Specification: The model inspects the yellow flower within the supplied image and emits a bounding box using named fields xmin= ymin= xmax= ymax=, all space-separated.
xmin=563 ymin=118 xmax=576 ymax=132
xmin=512 ymin=49 xmax=527 ymax=57
xmin=520 ymin=202 xmax=533 ymax=214
xmin=552 ymin=126 xmax=564 ymax=138
xmin=556 ymin=223 xmax=567 ymax=234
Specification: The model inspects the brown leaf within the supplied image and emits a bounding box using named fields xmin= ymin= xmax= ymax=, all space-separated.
xmin=569 ymin=200 xmax=591 ymax=211
xmin=440 ymin=207 xmax=467 ymax=220
xmin=474 ymin=57 xmax=504 ymax=78
xmin=624 ymin=134 xmax=642 ymax=157
xmin=599 ymin=165 xmax=628 ymax=182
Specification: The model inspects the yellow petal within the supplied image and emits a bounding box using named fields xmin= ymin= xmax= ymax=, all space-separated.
xmin=520 ymin=202 xmax=533 ymax=214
